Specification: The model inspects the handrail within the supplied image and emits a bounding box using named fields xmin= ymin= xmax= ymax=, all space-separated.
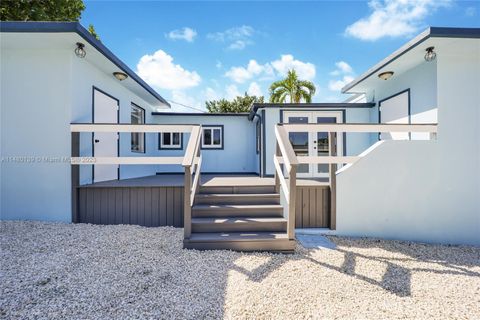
xmin=182 ymin=125 xmax=203 ymax=239
xmin=275 ymin=122 xmax=439 ymax=232
xmin=274 ymin=125 xmax=297 ymax=240
xmin=69 ymin=123 xmax=203 ymax=240
xmin=280 ymin=123 xmax=438 ymax=133
xmin=71 ymin=123 xmax=197 ymax=133
xmin=275 ymin=125 xmax=299 ymax=171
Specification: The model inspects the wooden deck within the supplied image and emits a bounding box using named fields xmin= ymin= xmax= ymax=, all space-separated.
xmin=81 ymin=174 xmax=329 ymax=188
xmin=75 ymin=174 xmax=330 ymax=229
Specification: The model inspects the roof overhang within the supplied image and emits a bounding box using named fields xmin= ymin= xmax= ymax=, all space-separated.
xmin=342 ymin=27 xmax=480 ymax=94
xmin=0 ymin=21 xmax=170 ymax=108
xmin=248 ymin=102 xmax=375 ymax=120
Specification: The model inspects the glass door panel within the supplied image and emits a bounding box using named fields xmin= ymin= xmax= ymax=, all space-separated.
xmin=287 ymin=116 xmax=309 ymax=174
xmin=316 ymin=117 xmax=336 ymax=175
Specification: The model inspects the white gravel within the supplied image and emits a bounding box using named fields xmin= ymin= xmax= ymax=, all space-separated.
xmin=1 ymin=221 xmax=479 ymax=319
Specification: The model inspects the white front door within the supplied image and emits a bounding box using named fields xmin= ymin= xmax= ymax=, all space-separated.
xmin=93 ymin=88 xmax=119 ymax=183
xmin=284 ymin=111 xmax=343 ymax=178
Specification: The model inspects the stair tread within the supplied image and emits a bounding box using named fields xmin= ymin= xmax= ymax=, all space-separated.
xmin=188 ymin=232 xmax=290 ymax=242
xmin=192 ymin=217 xmax=287 ymax=224
xmin=196 ymin=193 xmax=279 ymax=198
xmin=193 ymin=204 xmax=282 ymax=209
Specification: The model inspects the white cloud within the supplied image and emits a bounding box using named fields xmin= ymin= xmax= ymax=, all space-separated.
xmin=137 ymin=50 xmax=201 ymax=90
xmin=225 ymin=84 xmax=241 ymax=100
xmin=330 ymin=61 xmax=354 ymax=76
xmin=215 ymin=61 xmax=222 ymax=69
xmin=166 ymin=27 xmax=197 ymax=42
xmin=224 ymin=55 xmax=314 ymax=84
xmin=247 ymin=82 xmax=263 ymax=96
xmin=328 ymin=76 xmax=355 ymax=92
xmin=225 ymin=59 xmax=267 ymax=83
xmin=345 ymin=0 xmax=451 ymax=41
xmin=207 ymin=25 xmax=256 ymax=50
xmin=270 ymin=54 xmax=316 ymax=80
xmin=203 ymin=87 xmax=220 ymax=101
xmin=465 ymin=6 xmax=476 ymax=17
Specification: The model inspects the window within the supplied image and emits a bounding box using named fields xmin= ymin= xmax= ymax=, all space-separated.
xmin=131 ymin=103 xmax=145 ymax=153
xmin=201 ymin=125 xmax=223 ymax=149
xmin=159 ymin=132 xmax=183 ymax=149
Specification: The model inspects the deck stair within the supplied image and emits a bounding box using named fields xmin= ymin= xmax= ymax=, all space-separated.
xmin=183 ymin=184 xmax=296 ymax=252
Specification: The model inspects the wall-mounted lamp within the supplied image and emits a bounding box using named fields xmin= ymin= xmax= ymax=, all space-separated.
xmin=113 ymin=71 xmax=128 ymax=81
xmin=378 ymin=71 xmax=394 ymax=80
xmin=424 ymin=46 xmax=436 ymax=62
xmin=74 ymin=42 xmax=86 ymax=58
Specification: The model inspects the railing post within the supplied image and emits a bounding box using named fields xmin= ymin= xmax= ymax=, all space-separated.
xmin=71 ymin=132 xmax=80 ymax=223
xmin=274 ymin=142 xmax=280 ymax=193
xmin=184 ymin=166 xmax=192 ymax=238
xmin=288 ymin=165 xmax=297 ymax=240
xmin=328 ymin=132 xmax=337 ymax=230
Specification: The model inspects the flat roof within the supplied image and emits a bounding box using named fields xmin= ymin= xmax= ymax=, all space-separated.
xmin=249 ymin=102 xmax=376 ymax=120
xmin=342 ymin=27 xmax=480 ymax=93
xmin=0 ymin=21 xmax=170 ymax=107
xmin=152 ymin=112 xmax=249 ymax=116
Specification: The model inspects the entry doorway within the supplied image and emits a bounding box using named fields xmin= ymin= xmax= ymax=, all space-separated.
xmin=92 ymin=87 xmax=119 ymax=183
xmin=283 ymin=111 xmax=343 ymax=178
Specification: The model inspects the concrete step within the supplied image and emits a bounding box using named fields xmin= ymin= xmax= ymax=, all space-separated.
xmin=184 ymin=232 xmax=296 ymax=252
xmin=195 ymin=193 xmax=280 ymax=205
xmin=199 ymin=185 xmax=276 ymax=194
xmin=191 ymin=217 xmax=287 ymax=233
xmin=192 ymin=204 xmax=284 ymax=218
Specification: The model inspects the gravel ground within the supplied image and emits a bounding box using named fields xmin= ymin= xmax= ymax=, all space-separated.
xmin=1 ymin=221 xmax=479 ymax=320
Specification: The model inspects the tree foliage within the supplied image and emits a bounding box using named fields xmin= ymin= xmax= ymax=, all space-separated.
xmin=206 ymin=93 xmax=264 ymax=113
xmin=88 ymin=24 xmax=100 ymax=41
xmin=0 ymin=0 xmax=85 ymax=21
xmin=269 ymin=69 xmax=316 ymax=103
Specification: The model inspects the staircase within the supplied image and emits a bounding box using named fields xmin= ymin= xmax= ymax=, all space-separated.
xmin=183 ymin=183 xmax=296 ymax=252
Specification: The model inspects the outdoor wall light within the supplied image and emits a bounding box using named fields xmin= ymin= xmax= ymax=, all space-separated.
xmin=424 ymin=46 xmax=436 ymax=62
xmin=113 ymin=71 xmax=128 ymax=81
xmin=378 ymin=71 xmax=394 ymax=80
xmin=74 ymin=42 xmax=86 ymax=58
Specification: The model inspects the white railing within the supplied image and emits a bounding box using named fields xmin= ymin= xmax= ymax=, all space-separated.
xmin=274 ymin=122 xmax=438 ymax=231
xmin=70 ymin=123 xmax=202 ymax=238
xmin=274 ymin=125 xmax=298 ymax=240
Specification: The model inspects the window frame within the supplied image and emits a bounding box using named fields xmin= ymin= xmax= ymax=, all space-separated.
xmin=159 ymin=132 xmax=183 ymax=150
xmin=201 ymin=125 xmax=224 ymax=150
xmin=130 ymin=103 xmax=146 ymax=153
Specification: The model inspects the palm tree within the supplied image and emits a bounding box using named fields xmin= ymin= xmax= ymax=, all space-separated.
xmin=269 ymin=69 xmax=316 ymax=103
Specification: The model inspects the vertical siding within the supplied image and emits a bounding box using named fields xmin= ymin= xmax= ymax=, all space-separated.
xmin=78 ymin=186 xmax=185 ymax=227
xmin=295 ymin=186 xmax=330 ymax=228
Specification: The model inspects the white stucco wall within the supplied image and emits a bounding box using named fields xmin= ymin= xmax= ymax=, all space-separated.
xmin=152 ymin=115 xmax=258 ymax=173
xmin=1 ymin=43 xmax=165 ymax=222
xmin=368 ymin=60 xmax=438 ymax=141
xmin=1 ymin=48 xmax=72 ymax=221
xmin=70 ymin=55 xmax=160 ymax=183
xmin=337 ymin=41 xmax=480 ymax=245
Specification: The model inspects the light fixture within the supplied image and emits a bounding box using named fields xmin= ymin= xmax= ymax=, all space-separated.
xmin=424 ymin=46 xmax=436 ymax=62
xmin=74 ymin=42 xmax=86 ymax=58
xmin=378 ymin=71 xmax=394 ymax=80
xmin=113 ymin=71 xmax=128 ymax=81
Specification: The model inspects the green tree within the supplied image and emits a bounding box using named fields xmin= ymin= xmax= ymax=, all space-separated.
xmin=88 ymin=24 xmax=100 ymax=41
xmin=269 ymin=69 xmax=316 ymax=103
xmin=206 ymin=93 xmax=264 ymax=113
xmin=1 ymin=0 xmax=85 ymax=21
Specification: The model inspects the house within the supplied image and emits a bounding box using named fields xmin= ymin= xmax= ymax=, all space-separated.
xmin=1 ymin=22 xmax=478 ymax=251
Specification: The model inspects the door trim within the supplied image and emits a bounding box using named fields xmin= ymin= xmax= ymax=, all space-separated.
xmin=282 ymin=110 xmax=344 ymax=178
xmin=92 ymin=86 xmax=120 ymax=183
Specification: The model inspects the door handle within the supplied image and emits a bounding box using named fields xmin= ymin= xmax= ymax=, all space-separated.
xmin=94 ymin=139 xmax=100 ymax=143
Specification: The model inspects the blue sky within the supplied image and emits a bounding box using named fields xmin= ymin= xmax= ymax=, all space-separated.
xmin=81 ymin=0 xmax=479 ymax=111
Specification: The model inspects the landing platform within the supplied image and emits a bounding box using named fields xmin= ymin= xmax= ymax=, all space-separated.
xmin=80 ymin=174 xmax=329 ymax=188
